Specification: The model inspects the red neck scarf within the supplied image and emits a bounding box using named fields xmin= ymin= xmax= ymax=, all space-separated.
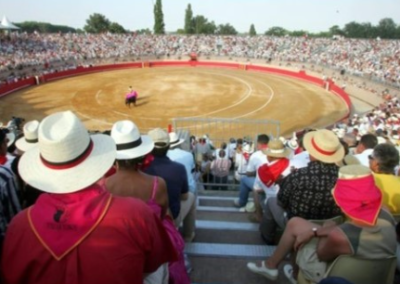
xmin=28 ymin=184 xmax=112 ymax=260
xmin=0 ymin=155 xmax=7 ymax=165
xmin=258 ymin=158 xmax=290 ymax=187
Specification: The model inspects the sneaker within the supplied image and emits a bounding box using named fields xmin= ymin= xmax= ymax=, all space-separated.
xmin=283 ymin=264 xmax=297 ymax=284
xmin=247 ymin=261 xmax=278 ymax=280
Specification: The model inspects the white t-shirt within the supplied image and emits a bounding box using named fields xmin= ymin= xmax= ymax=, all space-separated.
xmin=246 ymin=150 xmax=267 ymax=173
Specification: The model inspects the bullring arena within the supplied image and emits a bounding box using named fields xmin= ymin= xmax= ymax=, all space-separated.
xmin=0 ymin=61 xmax=349 ymax=139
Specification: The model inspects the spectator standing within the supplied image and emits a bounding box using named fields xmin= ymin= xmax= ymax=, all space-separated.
xmin=210 ymin=149 xmax=232 ymax=190
xmin=167 ymin=132 xmax=196 ymax=193
xmin=146 ymin=128 xmax=196 ymax=242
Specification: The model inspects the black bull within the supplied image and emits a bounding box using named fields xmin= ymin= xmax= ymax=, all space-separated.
xmin=125 ymin=96 xmax=137 ymax=107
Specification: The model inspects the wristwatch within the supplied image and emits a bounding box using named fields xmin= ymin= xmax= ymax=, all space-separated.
xmin=312 ymin=227 xmax=318 ymax=237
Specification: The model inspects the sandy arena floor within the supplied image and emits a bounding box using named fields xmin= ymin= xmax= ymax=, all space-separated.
xmin=0 ymin=67 xmax=348 ymax=138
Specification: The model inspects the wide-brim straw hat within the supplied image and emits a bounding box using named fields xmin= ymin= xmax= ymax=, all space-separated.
xmin=303 ymin=129 xmax=344 ymax=163
xmin=169 ymin=132 xmax=184 ymax=148
xmin=262 ymin=138 xmax=291 ymax=158
xmin=111 ymin=120 xmax=154 ymax=160
xmin=16 ymin=120 xmax=40 ymax=152
xmin=332 ymin=165 xmax=381 ymax=226
xmin=19 ymin=111 xmax=116 ymax=194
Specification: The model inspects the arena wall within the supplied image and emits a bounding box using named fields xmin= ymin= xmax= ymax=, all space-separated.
xmin=0 ymin=61 xmax=351 ymax=119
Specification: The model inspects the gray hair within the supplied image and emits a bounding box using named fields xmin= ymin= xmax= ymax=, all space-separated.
xmin=373 ymin=144 xmax=400 ymax=174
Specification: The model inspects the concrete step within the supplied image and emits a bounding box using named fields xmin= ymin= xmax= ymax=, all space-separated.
xmin=196 ymin=210 xmax=252 ymax=223
xmin=193 ymin=228 xmax=265 ymax=245
xmin=185 ymin=242 xmax=275 ymax=258
xmin=189 ymin=256 xmax=293 ymax=284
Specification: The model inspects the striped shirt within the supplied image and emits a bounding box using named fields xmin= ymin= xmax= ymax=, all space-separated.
xmin=0 ymin=165 xmax=21 ymax=240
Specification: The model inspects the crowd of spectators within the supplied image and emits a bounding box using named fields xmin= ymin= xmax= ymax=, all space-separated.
xmin=1 ymin=32 xmax=400 ymax=89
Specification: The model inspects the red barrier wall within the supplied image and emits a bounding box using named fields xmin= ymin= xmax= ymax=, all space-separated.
xmin=0 ymin=61 xmax=350 ymax=119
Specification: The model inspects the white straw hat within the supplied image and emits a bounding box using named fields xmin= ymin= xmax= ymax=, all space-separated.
xmin=169 ymin=132 xmax=184 ymax=148
xmin=303 ymin=129 xmax=344 ymax=163
xmin=16 ymin=120 xmax=40 ymax=152
xmin=111 ymin=120 xmax=154 ymax=160
xmin=18 ymin=111 xmax=116 ymax=194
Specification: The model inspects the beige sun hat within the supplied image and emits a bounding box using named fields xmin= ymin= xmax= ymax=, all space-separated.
xmin=169 ymin=132 xmax=184 ymax=148
xmin=18 ymin=111 xmax=116 ymax=194
xmin=148 ymin=128 xmax=170 ymax=148
xmin=111 ymin=120 xmax=154 ymax=160
xmin=303 ymin=129 xmax=345 ymax=163
xmin=16 ymin=120 xmax=40 ymax=152
xmin=262 ymin=138 xmax=291 ymax=158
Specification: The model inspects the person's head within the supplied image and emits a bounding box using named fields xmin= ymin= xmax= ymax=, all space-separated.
xmin=303 ymin=129 xmax=344 ymax=164
xmin=111 ymin=120 xmax=154 ymax=169
xmin=262 ymin=138 xmax=291 ymax=162
xmin=333 ymin=165 xmax=382 ymax=226
xmin=220 ymin=142 xmax=227 ymax=150
xmin=0 ymin=129 xmax=8 ymax=155
xmin=18 ymin=111 xmax=116 ymax=194
xmin=236 ymin=138 xmax=243 ymax=150
xmin=342 ymin=133 xmax=357 ymax=148
xmin=0 ymin=128 xmax=15 ymax=155
xmin=356 ymin=134 xmax=378 ymax=154
xmin=369 ymin=144 xmax=400 ymax=174
xmin=219 ymin=149 xmax=226 ymax=158
xmin=256 ymin=134 xmax=269 ymax=150
xmin=148 ymin=128 xmax=170 ymax=157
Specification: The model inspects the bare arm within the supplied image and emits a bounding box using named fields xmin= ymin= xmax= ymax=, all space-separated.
xmin=155 ymin=177 xmax=169 ymax=219
xmin=317 ymin=226 xmax=353 ymax=262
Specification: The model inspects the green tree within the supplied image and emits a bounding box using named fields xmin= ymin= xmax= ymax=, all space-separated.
xmin=184 ymin=4 xmax=195 ymax=34
xmin=265 ymin=26 xmax=287 ymax=36
xmin=290 ymin=30 xmax=308 ymax=37
xmin=109 ymin=22 xmax=126 ymax=34
xmin=136 ymin=28 xmax=152 ymax=35
xmin=217 ymin=23 xmax=237 ymax=35
xmin=329 ymin=25 xmax=344 ymax=36
xmin=84 ymin=13 xmax=111 ymax=33
xmin=153 ymin=0 xmax=165 ymax=34
xmin=376 ymin=18 xmax=397 ymax=39
xmin=194 ymin=15 xmax=216 ymax=34
xmin=249 ymin=24 xmax=257 ymax=36
xmin=343 ymin=21 xmax=365 ymax=38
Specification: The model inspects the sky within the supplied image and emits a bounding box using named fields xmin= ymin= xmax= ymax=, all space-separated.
xmin=1 ymin=0 xmax=400 ymax=33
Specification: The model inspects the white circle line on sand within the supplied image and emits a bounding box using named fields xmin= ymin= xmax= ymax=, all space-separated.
xmin=233 ymin=76 xmax=275 ymax=119
xmin=106 ymin=70 xmax=253 ymax=121
xmin=70 ymin=92 xmax=113 ymax=126
xmin=184 ymin=71 xmax=253 ymax=118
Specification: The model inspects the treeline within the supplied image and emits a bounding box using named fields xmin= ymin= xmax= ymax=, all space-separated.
xmin=265 ymin=18 xmax=400 ymax=39
xmin=12 ymin=0 xmax=400 ymax=39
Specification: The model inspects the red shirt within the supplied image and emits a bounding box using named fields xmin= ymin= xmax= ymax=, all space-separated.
xmin=2 ymin=187 xmax=177 ymax=284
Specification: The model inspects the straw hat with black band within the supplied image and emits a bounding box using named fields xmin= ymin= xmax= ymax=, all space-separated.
xmin=18 ymin=111 xmax=116 ymax=194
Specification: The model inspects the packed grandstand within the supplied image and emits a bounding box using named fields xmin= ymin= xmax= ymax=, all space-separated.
xmin=1 ymin=32 xmax=400 ymax=89
xmin=1 ymin=30 xmax=400 ymax=284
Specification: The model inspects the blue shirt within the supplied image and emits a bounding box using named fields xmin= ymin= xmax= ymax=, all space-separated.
xmin=145 ymin=156 xmax=188 ymax=219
